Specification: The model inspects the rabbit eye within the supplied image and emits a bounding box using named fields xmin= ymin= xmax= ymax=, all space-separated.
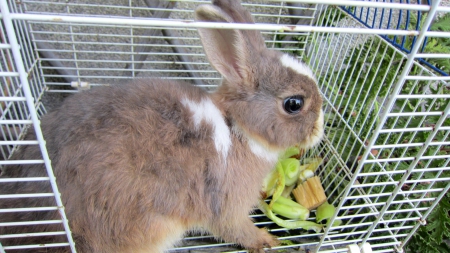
xmin=283 ymin=95 xmax=304 ymax=114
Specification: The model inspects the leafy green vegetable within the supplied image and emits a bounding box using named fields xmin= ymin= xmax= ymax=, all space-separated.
xmin=316 ymin=201 xmax=342 ymax=227
xmin=259 ymin=200 xmax=323 ymax=232
xmin=261 ymin=146 xmax=330 ymax=230
xmin=280 ymin=146 xmax=301 ymax=160
xmin=281 ymin=158 xmax=301 ymax=186
xmin=270 ymin=162 xmax=286 ymax=208
xmin=261 ymin=166 xmax=279 ymax=198
xmin=272 ymin=196 xmax=310 ymax=221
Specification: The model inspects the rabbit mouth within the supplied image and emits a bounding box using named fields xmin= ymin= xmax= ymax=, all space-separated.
xmin=298 ymin=109 xmax=324 ymax=150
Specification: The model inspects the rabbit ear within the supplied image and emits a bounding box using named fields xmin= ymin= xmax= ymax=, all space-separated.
xmin=210 ymin=0 xmax=266 ymax=49
xmin=195 ymin=5 xmax=251 ymax=82
xmin=211 ymin=0 xmax=253 ymax=24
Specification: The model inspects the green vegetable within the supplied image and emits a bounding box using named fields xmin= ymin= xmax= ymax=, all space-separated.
xmin=272 ymin=196 xmax=309 ymax=220
xmin=316 ymin=201 xmax=342 ymax=227
xmin=281 ymin=158 xmax=301 ymax=186
xmin=261 ymin=166 xmax=278 ymax=198
xmin=280 ymin=146 xmax=300 ymax=160
xmin=269 ymin=162 xmax=286 ymax=208
xmin=281 ymin=184 xmax=296 ymax=198
xmin=259 ymin=200 xmax=323 ymax=232
xmin=262 ymin=154 xmax=307 ymax=199
xmin=298 ymin=168 xmax=314 ymax=182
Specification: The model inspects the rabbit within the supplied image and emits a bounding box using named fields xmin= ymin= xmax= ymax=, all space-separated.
xmin=0 ymin=0 xmax=324 ymax=252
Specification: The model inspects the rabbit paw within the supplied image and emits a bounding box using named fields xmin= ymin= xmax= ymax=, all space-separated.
xmin=247 ymin=228 xmax=279 ymax=252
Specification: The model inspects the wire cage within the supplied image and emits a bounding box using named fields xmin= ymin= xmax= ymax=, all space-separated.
xmin=1 ymin=0 xmax=449 ymax=252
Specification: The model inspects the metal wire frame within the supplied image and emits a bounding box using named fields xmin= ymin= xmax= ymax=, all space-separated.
xmin=13 ymin=0 xmax=449 ymax=92
xmin=16 ymin=0 xmax=316 ymax=92
xmin=0 ymin=1 xmax=76 ymax=252
xmin=307 ymin=1 xmax=450 ymax=252
xmin=0 ymin=0 xmax=449 ymax=252
xmin=340 ymin=0 xmax=449 ymax=77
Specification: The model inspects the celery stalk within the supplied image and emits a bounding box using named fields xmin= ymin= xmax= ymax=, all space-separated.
xmin=259 ymin=201 xmax=323 ymax=232
xmin=281 ymin=158 xmax=301 ymax=186
xmin=269 ymin=162 xmax=285 ymax=207
xmin=272 ymin=196 xmax=309 ymax=220
xmin=274 ymin=195 xmax=305 ymax=208
xmin=281 ymin=184 xmax=296 ymax=198
xmin=280 ymin=146 xmax=300 ymax=160
xmin=261 ymin=167 xmax=278 ymax=198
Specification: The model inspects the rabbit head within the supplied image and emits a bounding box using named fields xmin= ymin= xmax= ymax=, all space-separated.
xmin=195 ymin=0 xmax=324 ymax=152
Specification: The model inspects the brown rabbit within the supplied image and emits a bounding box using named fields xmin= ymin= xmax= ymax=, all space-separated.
xmin=0 ymin=0 xmax=323 ymax=252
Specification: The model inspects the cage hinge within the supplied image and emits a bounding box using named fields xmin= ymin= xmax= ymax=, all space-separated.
xmin=71 ymin=81 xmax=90 ymax=90
xmin=394 ymin=243 xmax=405 ymax=253
xmin=347 ymin=242 xmax=373 ymax=253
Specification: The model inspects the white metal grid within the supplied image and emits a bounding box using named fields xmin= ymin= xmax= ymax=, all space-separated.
xmin=18 ymin=0 xmax=317 ymax=92
xmin=0 ymin=0 xmax=449 ymax=252
xmin=0 ymin=0 xmax=76 ymax=251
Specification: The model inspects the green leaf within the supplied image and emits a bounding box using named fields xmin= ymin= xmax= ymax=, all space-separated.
xmin=406 ymin=193 xmax=450 ymax=252
xmin=426 ymin=199 xmax=450 ymax=244
xmin=431 ymin=13 xmax=450 ymax=32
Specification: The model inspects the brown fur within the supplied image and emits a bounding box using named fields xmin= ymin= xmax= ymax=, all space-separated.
xmin=0 ymin=1 xmax=323 ymax=252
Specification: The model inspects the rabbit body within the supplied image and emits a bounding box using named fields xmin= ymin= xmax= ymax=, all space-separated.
xmin=1 ymin=79 xmax=279 ymax=252
xmin=0 ymin=1 xmax=324 ymax=252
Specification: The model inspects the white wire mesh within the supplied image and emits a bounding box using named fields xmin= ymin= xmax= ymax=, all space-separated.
xmin=17 ymin=0 xmax=316 ymax=92
xmin=0 ymin=0 xmax=449 ymax=252
xmin=0 ymin=0 xmax=76 ymax=251
xmin=309 ymin=1 xmax=450 ymax=252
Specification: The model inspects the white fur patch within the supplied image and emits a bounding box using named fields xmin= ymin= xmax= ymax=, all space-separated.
xmin=181 ymin=97 xmax=231 ymax=161
xmin=280 ymin=54 xmax=316 ymax=82
xmin=247 ymin=137 xmax=280 ymax=164
xmin=231 ymin=125 xmax=280 ymax=164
